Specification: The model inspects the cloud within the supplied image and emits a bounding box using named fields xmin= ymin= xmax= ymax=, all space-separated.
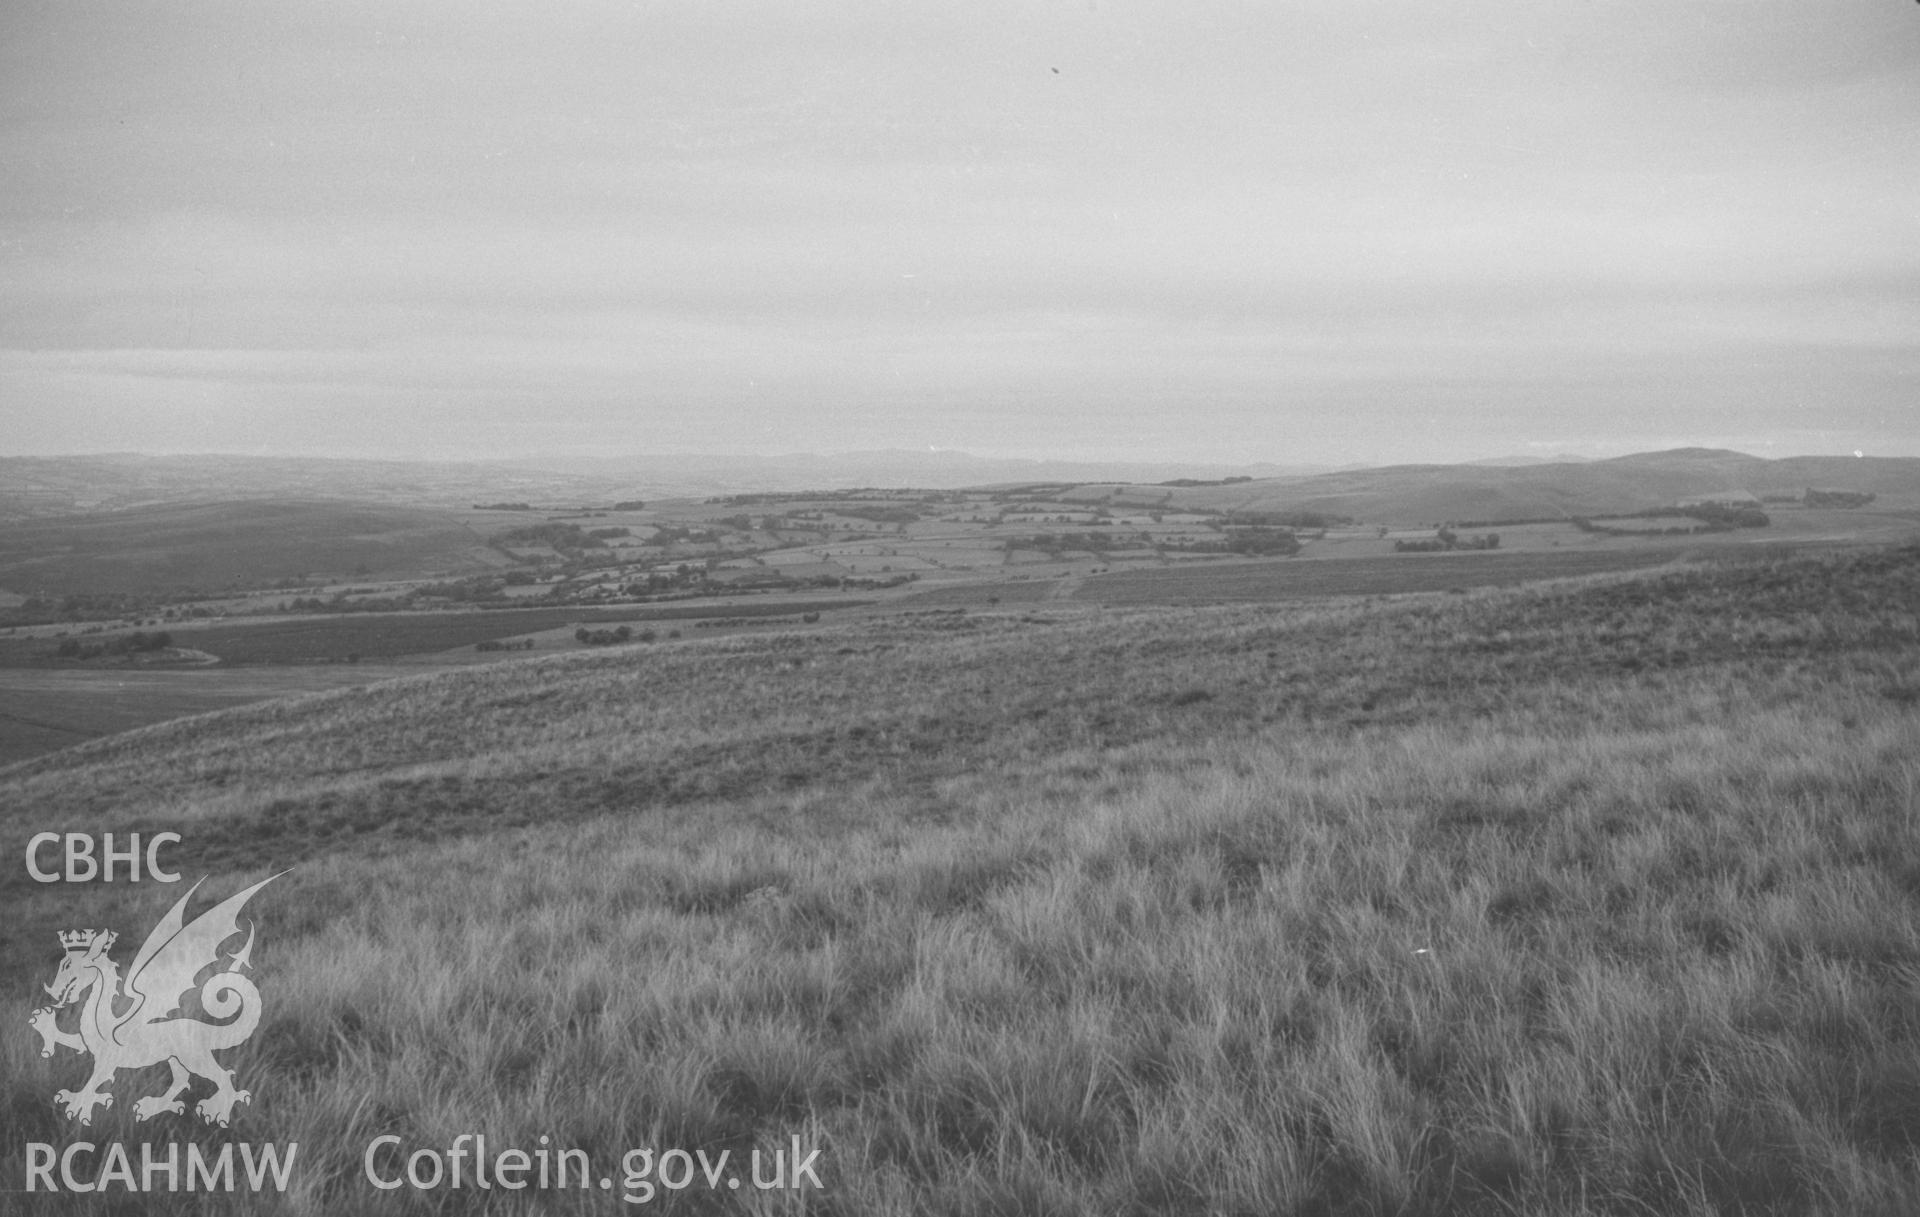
xmin=2 ymin=0 xmax=1916 ymax=461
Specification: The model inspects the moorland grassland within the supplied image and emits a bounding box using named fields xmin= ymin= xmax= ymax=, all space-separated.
xmin=3 ymin=546 xmax=1919 ymax=1215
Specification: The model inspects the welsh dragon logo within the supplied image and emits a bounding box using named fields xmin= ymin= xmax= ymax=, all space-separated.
xmin=28 ymin=874 xmax=280 ymax=1128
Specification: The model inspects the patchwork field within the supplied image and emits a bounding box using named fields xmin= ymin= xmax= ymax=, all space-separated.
xmin=4 ymin=545 xmax=1918 ymax=1214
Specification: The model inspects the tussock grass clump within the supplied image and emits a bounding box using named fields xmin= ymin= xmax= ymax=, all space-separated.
xmin=3 ymin=545 xmax=1919 ymax=1213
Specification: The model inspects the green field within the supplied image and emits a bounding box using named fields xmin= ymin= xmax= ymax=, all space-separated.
xmin=4 ymin=545 xmax=1918 ymax=1213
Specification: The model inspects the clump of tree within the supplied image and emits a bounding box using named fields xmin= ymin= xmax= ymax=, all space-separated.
xmin=588 ymin=527 xmax=631 ymax=540
xmin=55 ymin=630 xmax=172 ymax=660
xmin=1222 ymin=510 xmax=1347 ymax=528
xmin=492 ymin=522 xmax=605 ymax=550
xmin=643 ymin=526 xmax=721 ymax=547
xmin=623 ymin=565 xmax=712 ymax=597
xmin=574 ymin=625 xmax=653 ymax=646
xmin=613 ymin=500 xmax=647 ymax=511
xmin=1571 ymin=506 xmax=1767 ymax=536
xmin=283 ymin=594 xmax=413 ymax=613
xmin=1223 ymin=527 xmax=1302 ymax=556
xmin=1003 ymin=531 xmax=1131 ymax=555
xmin=474 ymin=502 xmax=532 ymax=510
xmin=841 ymin=573 xmax=919 ymax=590
xmin=834 ymin=506 xmax=922 ymax=525
xmin=1156 ymin=527 xmax=1300 ymax=556
xmin=1395 ymin=528 xmax=1500 ymax=553
xmin=475 ymin=638 xmax=536 ymax=652
xmin=409 ymin=577 xmax=515 ymax=603
xmin=711 ymin=491 xmax=821 ymax=506
xmin=5 ymin=591 xmax=172 ymax=627
xmin=1803 ymin=489 xmax=1875 ymax=509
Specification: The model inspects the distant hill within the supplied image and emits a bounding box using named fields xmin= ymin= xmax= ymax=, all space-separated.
xmin=1460 ymin=453 xmax=1595 ymax=467
xmin=2 ymin=523 xmax=1916 ymax=1213
xmin=1094 ymin=449 xmax=1920 ymax=524
xmin=0 ymin=499 xmax=496 ymax=597
xmin=507 ymin=449 xmax=1325 ymax=496
xmin=0 ymin=452 xmax=1325 ymax=518
xmin=2 ymin=450 xmax=1913 ymax=599
xmin=17 ymin=448 xmax=1910 ymax=525
xmin=0 ymin=454 xmax=617 ymax=519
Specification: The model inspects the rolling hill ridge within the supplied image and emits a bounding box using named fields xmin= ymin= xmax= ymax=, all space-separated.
xmin=1090 ymin=449 xmax=1920 ymax=523
xmin=0 ymin=499 xmax=500 ymax=597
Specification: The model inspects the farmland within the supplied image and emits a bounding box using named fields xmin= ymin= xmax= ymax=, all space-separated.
xmin=1 ymin=452 xmax=1913 ymax=768
xmin=3 ymin=544 xmax=1918 ymax=1213
xmin=8 ymin=449 xmax=1912 ymax=629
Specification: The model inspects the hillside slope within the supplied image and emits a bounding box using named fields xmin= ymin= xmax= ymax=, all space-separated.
xmin=0 ymin=498 xmax=497 ymax=597
xmin=6 ymin=545 xmax=1910 ymax=861
xmin=4 ymin=546 xmax=1917 ymax=1214
xmin=1114 ymin=449 xmax=1920 ymax=523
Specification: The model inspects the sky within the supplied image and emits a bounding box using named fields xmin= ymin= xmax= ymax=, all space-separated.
xmin=2 ymin=0 xmax=1916 ymax=467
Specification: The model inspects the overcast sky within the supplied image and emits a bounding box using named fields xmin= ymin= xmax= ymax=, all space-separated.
xmin=3 ymin=1 xmax=1916 ymax=466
